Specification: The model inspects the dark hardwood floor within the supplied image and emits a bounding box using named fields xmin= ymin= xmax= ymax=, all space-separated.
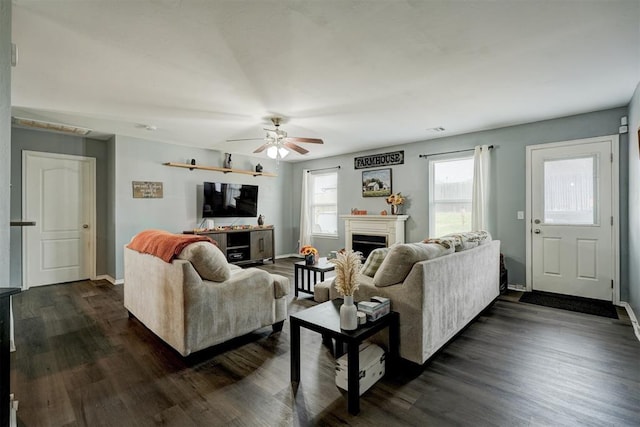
xmin=10 ymin=258 xmax=640 ymax=426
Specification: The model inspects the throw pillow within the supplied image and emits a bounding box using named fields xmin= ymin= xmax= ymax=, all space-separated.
xmin=421 ymin=237 xmax=457 ymax=251
xmin=373 ymin=242 xmax=454 ymax=287
xmin=177 ymin=241 xmax=231 ymax=282
xmin=360 ymin=247 xmax=391 ymax=277
xmin=442 ymin=231 xmax=492 ymax=252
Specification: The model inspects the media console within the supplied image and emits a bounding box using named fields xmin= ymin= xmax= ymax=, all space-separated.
xmin=186 ymin=227 xmax=275 ymax=265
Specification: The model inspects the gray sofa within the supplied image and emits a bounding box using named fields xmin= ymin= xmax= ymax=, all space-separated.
xmin=314 ymin=237 xmax=500 ymax=365
xmin=124 ymin=242 xmax=289 ymax=356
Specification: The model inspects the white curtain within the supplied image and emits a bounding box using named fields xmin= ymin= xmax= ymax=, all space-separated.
xmin=299 ymin=170 xmax=312 ymax=252
xmin=472 ymin=145 xmax=491 ymax=231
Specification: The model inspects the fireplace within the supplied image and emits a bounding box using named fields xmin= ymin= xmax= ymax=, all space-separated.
xmin=352 ymin=234 xmax=387 ymax=259
xmin=341 ymin=214 xmax=408 ymax=258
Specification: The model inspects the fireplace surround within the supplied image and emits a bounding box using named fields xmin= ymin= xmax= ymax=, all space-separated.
xmin=341 ymin=215 xmax=409 ymax=257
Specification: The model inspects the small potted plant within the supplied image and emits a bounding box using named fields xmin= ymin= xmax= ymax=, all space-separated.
xmin=300 ymin=245 xmax=319 ymax=265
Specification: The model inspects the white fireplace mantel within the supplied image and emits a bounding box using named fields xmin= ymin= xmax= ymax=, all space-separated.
xmin=341 ymin=214 xmax=409 ymax=251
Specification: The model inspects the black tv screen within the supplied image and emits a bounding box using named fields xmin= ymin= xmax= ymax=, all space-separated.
xmin=202 ymin=182 xmax=258 ymax=218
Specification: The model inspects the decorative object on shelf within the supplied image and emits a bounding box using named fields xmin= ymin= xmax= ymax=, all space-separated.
xmin=350 ymin=208 xmax=367 ymax=215
xmin=300 ymin=245 xmax=319 ymax=265
xmin=255 ymin=163 xmax=263 ymax=173
xmin=223 ymin=153 xmax=232 ymax=169
xmin=362 ymin=168 xmax=392 ymax=198
xmin=257 ymin=214 xmax=264 ymax=226
xmin=380 ymin=210 xmax=388 ymax=215
xmin=189 ymin=158 xmax=196 ymax=170
xmin=386 ymin=192 xmax=405 ymax=215
xmin=329 ymin=250 xmax=362 ymax=330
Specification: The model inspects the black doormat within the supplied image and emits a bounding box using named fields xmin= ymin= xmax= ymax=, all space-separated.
xmin=519 ymin=291 xmax=618 ymax=319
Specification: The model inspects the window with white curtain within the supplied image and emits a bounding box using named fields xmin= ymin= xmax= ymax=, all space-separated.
xmin=429 ymin=155 xmax=474 ymax=236
xmin=308 ymin=171 xmax=338 ymax=236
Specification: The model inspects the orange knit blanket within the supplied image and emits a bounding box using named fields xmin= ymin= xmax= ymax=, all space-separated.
xmin=127 ymin=229 xmax=214 ymax=263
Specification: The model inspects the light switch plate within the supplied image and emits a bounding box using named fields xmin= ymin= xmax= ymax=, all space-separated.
xmin=517 ymin=211 xmax=524 ymax=220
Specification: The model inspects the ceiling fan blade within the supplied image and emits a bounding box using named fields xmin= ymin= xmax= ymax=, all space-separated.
xmin=253 ymin=144 xmax=269 ymax=153
xmin=226 ymin=137 xmax=264 ymax=142
xmin=284 ymin=142 xmax=309 ymax=155
xmin=284 ymin=137 xmax=323 ymax=144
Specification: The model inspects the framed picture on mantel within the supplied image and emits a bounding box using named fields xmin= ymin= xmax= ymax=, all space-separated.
xmin=362 ymin=168 xmax=392 ymax=198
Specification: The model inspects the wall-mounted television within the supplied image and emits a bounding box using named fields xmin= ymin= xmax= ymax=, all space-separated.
xmin=202 ymin=182 xmax=259 ymax=218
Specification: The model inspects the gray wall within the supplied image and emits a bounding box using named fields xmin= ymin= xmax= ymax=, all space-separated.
xmin=112 ymin=135 xmax=293 ymax=280
xmin=0 ymin=0 xmax=11 ymax=286
xmin=9 ymin=128 xmax=111 ymax=285
xmin=628 ymin=82 xmax=640 ymax=316
xmin=291 ymin=107 xmax=629 ymax=293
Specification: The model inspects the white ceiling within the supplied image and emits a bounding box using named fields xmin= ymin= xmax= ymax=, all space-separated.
xmin=10 ymin=0 xmax=640 ymax=161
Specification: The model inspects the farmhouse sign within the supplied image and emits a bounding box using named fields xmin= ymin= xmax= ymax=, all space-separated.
xmin=354 ymin=150 xmax=404 ymax=169
xmin=132 ymin=181 xmax=163 ymax=198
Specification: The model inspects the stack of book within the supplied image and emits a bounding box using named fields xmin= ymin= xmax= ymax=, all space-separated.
xmin=357 ymin=296 xmax=390 ymax=322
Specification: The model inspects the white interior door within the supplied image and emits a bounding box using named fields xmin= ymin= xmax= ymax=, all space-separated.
xmin=23 ymin=151 xmax=96 ymax=288
xmin=528 ymin=137 xmax=616 ymax=301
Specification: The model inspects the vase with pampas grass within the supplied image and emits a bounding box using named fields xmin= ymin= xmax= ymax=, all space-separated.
xmin=329 ymin=250 xmax=362 ymax=330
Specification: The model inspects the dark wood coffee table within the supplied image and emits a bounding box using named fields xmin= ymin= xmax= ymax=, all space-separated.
xmin=294 ymin=257 xmax=335 ymax=297
xmin=290 ymin=299 xmax=399 ymax=415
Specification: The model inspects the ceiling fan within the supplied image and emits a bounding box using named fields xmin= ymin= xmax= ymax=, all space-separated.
xmin=227 ymin=117 xmax=323 ymax=159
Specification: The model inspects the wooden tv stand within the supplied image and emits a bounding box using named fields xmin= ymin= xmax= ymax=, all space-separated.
xmin=185 ymin=226 xmax=275 ymax=265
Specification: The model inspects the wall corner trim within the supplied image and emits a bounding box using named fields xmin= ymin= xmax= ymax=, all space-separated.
xmin=95 ymin=275 xmax=124 ymax=286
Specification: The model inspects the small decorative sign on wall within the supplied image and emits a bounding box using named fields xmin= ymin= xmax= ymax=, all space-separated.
xmin=354 ymin=150 xmax=404 ymax=169
xmin=132 ymin=181 xmax=163 ymax=198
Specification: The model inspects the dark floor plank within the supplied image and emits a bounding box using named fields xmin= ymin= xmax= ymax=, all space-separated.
xmin=9 ymin=258 xmax=640 ymax=426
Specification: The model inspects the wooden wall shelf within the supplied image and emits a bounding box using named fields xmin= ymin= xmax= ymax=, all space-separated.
xmin=163 ymin=162 xmax=277 ymax=177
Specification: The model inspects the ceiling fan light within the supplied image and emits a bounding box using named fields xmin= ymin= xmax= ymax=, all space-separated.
xmin=279 ymin=147 xmax=289 ymax=158
xmin=266 ymin=146 xmax=279 ymax=159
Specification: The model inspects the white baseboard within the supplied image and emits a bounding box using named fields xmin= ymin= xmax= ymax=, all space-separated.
xmin=95 ymin=275 xmax=124 ymax=285
xmin=620 ymin=301 xmax=640 ymax=342
xmin=508 ymin=283 xmax=526 ymax=291
xmin=10 ymin=394 xmax=18 ymax=427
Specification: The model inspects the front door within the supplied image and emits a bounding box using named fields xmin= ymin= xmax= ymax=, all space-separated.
xmin=527 ymin=136 xmax=616 ymax=301
xmin=23 ymin=151 xmax=95 ymax=288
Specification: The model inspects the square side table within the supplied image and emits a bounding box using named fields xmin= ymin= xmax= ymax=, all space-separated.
xmin=293 ymin=257 xmax=335 ymax=297
xmin=290 ymin=299 xmax=399 ymax=415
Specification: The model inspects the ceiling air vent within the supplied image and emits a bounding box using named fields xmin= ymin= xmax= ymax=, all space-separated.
xmin=12 ymin=117 xmax=92 ymax=136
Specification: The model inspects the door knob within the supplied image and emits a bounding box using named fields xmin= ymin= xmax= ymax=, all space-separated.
xmin=533 ymin=229 xmax=541 ymax=234
xmin=534 ymin=219 xmax=541 ymax=224
xmin=82 ymin=224 xmax=89 ymax=229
